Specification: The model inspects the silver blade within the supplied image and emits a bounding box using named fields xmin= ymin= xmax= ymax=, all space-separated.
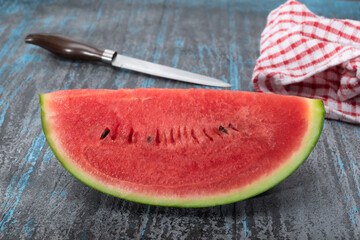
xmin=111 ymin=54 xmax=231 ymax=87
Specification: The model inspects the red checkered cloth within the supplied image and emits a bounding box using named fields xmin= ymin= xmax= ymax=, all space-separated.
xmin=252 ymin=0 xmax=360 ymax=124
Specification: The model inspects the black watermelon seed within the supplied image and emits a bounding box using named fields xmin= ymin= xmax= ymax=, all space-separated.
xmin=100 ymin=128 xmax=110 ymax=139
xmin=219 ymin=125 xmax=228 ymax=134
xmin=147 ymin=136 xmax=152 ymax=143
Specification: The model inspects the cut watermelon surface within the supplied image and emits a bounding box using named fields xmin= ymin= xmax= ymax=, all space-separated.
xmin=40 ymin=88 xmax=324 ymax=207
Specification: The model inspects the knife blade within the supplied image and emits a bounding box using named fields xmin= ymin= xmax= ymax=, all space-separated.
xmin=25 ymin=34 xmax=231 ymax=88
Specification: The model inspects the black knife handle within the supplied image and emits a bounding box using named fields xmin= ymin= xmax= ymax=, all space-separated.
xmin=25 ymin=33 xmax=115 ymax=63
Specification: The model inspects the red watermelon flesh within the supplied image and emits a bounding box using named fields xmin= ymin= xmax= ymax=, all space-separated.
xmin=40 ymin=88 xmax=324 ymax=207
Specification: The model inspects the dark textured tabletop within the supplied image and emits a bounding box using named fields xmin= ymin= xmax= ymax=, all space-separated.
xmin=1 ymin=0 xmax=360 ymax=239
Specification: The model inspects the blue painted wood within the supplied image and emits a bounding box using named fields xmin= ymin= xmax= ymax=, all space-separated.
xmin=0 ymin=0 xmax=360 ymax=239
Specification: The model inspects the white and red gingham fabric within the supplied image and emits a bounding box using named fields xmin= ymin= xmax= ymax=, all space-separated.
xmin=252 ymin=0 xmax=360 ymax=124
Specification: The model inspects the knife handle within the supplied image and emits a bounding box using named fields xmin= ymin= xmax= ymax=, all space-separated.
xmin=24 ymin=34 xmax=115 ymax=63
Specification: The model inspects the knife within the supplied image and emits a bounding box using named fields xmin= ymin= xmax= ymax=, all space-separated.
xmin=24 ymin=34 xmax=231 ymax=88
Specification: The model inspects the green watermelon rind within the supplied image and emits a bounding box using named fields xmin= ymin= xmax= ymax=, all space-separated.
xmin=40 ymin=94 xmax=325 ymax=208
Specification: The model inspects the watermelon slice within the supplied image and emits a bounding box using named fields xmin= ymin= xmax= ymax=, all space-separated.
xmin=40 ymin=89 xmax=324 ymax=207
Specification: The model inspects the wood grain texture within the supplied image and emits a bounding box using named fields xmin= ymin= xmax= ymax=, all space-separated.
xmin=0 ymin=0 xmax=360 ymax=239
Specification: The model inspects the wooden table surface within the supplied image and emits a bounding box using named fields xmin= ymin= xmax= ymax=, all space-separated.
xmin=1 ymin=0 xmax=360 ymax=239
